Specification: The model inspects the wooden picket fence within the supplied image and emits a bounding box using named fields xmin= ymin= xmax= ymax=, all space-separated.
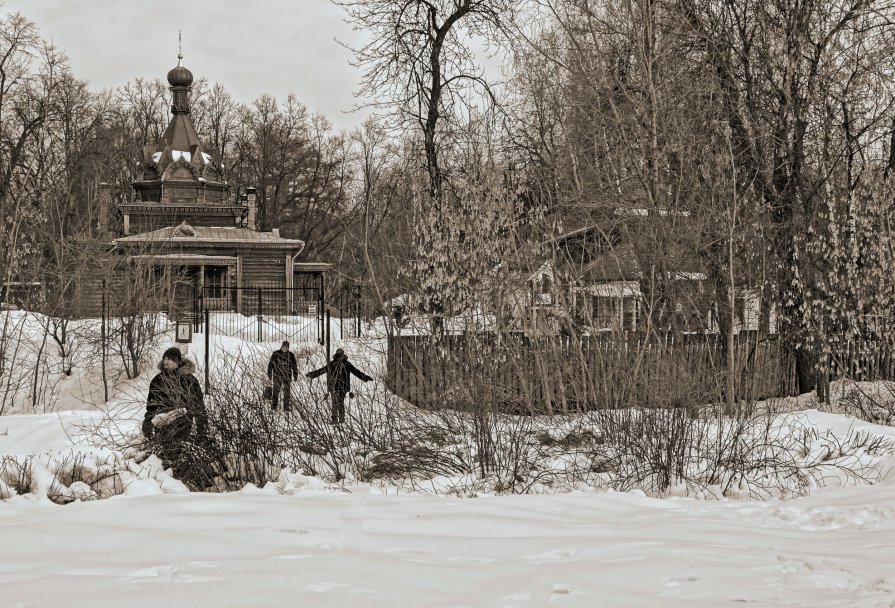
xmin=821 ymin=339 xmax=895 ymax=382
xmin=386 ymin=332 xmax=806 ymax=414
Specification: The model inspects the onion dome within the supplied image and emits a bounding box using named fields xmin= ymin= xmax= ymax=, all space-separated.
xmin=167 ymin=54 xmax=193 ymax=87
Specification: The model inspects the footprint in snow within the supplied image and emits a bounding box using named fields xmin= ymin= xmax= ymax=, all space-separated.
xmin=663 ymin=575 xmax=699 ymax=587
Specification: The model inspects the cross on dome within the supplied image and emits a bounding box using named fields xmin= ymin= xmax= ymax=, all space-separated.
xmin=167 ymin=33 xmax=193 ymax=88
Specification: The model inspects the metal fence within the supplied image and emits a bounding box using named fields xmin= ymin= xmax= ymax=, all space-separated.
xmin=334 ymin=282 xmax=363 ymax=340
xmin=195 ymin=286 xmax=325 ymax=344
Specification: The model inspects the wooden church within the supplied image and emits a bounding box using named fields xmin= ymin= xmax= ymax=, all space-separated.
xmin=102 ymin=54 xmax=329 ymax=317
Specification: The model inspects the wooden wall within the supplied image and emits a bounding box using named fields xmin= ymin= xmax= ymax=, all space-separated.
xmin=238 ymin=250 xmax=287 ymax=287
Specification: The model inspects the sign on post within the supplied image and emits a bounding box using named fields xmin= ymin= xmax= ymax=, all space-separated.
xmin=175 ymin=320 xmax=193 ymax=343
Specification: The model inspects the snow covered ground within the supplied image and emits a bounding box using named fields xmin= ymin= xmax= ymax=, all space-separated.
xmin=2 ymin=407 xmax=895 ymax=608
xmin=2 ymin=312 xmax=895 ymax=606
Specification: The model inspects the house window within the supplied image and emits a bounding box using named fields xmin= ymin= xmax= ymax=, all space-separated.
xmin=732 ymin=293 xmax=765 ymax=332
xmin=622 ymin=297 xmax=637 ymax=331
xmin=593 ymin=296 xmax=619 ymax=329
xmin=205 ymin=266 xmax=228 ymax=299
xmin=531 ymin=275 xmax=552 ymax=306
xmin=574 ymin=291 xmax=585 ymax=324
xmin=539 ymin=275 xmax=553 ymax=305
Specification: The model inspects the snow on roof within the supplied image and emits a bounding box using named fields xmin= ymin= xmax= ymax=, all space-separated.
xmin=128 ymin=253 xmax=238 ymax=265
xmin=674 ymin=271 xmax=707 ymax=281
xmin=115 ymin=225 xmax=305 ymax=247
xmin=613 ymin=207 xmax=691 ymax=217
xmin=151 ymin=150 xmax=213 ymax=165
xmin=585 ymin=281 xmax=642 ymax=298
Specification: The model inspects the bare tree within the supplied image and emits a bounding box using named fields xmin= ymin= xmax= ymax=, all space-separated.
xmin=674 ymin=0 xmax=895 ymax=392
xmin=336 ymin=0 xmax=520 ymax=328
xmin=0 ymin=12 xmax=45 ymax=299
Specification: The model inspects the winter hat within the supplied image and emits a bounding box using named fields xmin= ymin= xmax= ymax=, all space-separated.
xmin=334 ymin=348 xmax=345 ymax=359
xmin=282 ymin=340 xmax=290 ymax=347
xmin=162 ymin=347 xmax=183 ymax=364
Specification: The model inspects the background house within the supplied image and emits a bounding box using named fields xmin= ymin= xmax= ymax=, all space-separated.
xmin=509 ymin=180 xmax=772 ymax=336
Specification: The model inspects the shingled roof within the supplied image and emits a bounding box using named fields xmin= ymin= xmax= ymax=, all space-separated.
xmin=115 ymin=223 xmax=305 ymax=249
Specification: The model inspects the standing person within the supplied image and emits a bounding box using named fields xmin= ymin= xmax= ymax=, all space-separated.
xmin=267 ymin=340 xmax=298 ymax=411
xmin=306 ymin=348 xmax=372 ymax=424
xmin=143 ymin=346 xmax=210 ymax=480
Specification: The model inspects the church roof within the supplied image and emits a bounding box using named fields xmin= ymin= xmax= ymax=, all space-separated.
xmin=135 ymin=55 xmax=226 ymax=189
xmin=160 ymin=114 xmax=203 ymax=158
xmin=115 ymin=223 xmax=305 ymax=249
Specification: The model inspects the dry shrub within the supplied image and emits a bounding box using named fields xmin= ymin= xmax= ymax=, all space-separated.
xmin=840 ymin=382 xmax=895 ymax=426
xmin=70 ymin=335 xmax=894 ymax=499
xmin=44 ymin=452 xmax=131 ymax=503
xmin=193 ymin=348 xmax=534 ymax=488
xmin=0 ymin=456 xmax=33 ymax=498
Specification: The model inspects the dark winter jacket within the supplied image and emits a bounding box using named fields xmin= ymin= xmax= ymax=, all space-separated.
xmin=306 ymin=352 xmax=372 ymax=394
xmin=268 ymin=349 xmax=298 ymax=381
xmin=144 ymin=358 xmax=208 ymax=441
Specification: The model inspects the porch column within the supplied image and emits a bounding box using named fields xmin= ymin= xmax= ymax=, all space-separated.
xmin=198 ymin=265 xmax=205 ymax=310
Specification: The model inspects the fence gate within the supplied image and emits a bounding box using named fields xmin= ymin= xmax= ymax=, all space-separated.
xmin=195 ymin=281 xmax=327 ymax=345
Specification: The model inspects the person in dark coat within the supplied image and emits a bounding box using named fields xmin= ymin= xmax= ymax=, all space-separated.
xmin=267 ymin=340 xmax=298 ymax=411
xmin=144 ymin=347 xmax=210 ymax=478
xmin=306 ymin=348 xmax=372 ymax=424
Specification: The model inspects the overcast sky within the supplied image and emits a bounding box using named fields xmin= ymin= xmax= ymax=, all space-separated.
xmin=2 ymin=0 xmax=371 ymax=131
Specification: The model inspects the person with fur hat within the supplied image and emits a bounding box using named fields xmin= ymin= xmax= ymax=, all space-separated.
xmin=305 ymin=348 xmax=372 ymax=424
xmin=267 ymin=340 xmax=298 ymax=411
xmin=143 ymin=346 xmax=209 ymax=475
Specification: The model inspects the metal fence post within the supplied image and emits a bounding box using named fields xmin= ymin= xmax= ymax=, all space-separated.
xmin=193 ymin=285 xmax=199 ymax=332
xmin=356 ymin=284 xmax=362 ymax=338
xmin=101 ymin=279 xmax=109 ymax=403
xmin=326 ymin=308 xmax=331 ymax=363
xmin=257 ymin=288 xmax=262 ymax=342
xmin=205 ymin=308 xmax=210 ymax=392
xmin=318 ymin=273 xmax=325 ymax=345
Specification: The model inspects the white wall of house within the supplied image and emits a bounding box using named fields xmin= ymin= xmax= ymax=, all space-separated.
xmin=573 ymin=282 xmax=641 ymax=332
xmin=708 ymin=289 xmax=777 ymax=334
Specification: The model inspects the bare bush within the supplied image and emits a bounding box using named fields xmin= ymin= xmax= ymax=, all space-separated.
xmin=840 ymin=382 xmax=895 ymax=426
xmin=0 ymin=455 xmax=33 ymax=498
xmin=45 ymin=452 xmax=130 ymax=504
xmin=0 ymin=311 xmax=34 ymax=414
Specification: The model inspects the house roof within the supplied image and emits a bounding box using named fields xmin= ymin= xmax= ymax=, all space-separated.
xmin=551 ymin=179 xmax=694 ymax=241
xmin=128 ymin=254 xmax=238 ymax=266
xmin=585 ymin=281 xmax=643 ymax=298
xmin=115 ymin=223 xmax=305 ymax=249
xmin=574 ymin=246 xmax=642 ymax=283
